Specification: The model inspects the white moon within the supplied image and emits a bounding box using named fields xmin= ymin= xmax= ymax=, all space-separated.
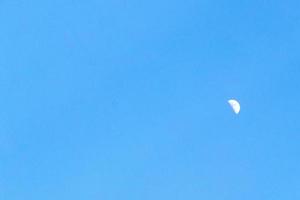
xmin=228 ymin=99 xmax=240 ymax=114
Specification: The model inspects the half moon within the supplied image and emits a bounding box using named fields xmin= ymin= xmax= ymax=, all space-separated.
xmin=228 ymin=99 xmax=240 ymax=114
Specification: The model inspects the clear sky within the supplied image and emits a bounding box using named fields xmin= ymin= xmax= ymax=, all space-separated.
xmin=0 ymin=0 xmax=300 ymax=199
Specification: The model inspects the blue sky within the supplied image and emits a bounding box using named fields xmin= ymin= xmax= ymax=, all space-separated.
xmin=0 ymin=0 xmax=300 ymax=199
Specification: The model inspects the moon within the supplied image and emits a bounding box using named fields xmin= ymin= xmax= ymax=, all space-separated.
xmin=228 ymin=99 xmax=240 ymax=114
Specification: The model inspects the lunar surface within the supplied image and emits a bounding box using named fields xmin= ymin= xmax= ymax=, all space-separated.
xmin=228 ymin=99 xmax=240 ymax=114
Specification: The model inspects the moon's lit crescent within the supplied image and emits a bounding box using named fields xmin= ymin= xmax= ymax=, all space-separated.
xmin=228 ymin=99 xmax=240 ymax=114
